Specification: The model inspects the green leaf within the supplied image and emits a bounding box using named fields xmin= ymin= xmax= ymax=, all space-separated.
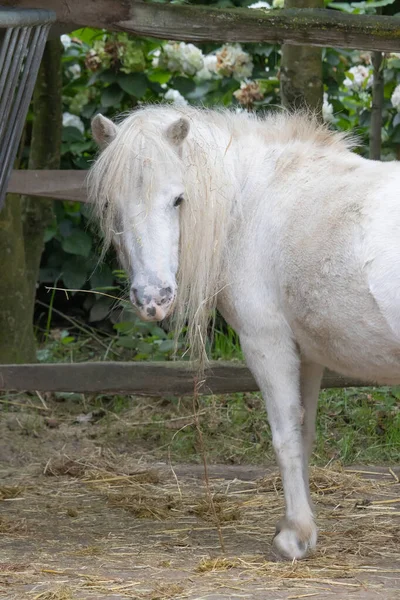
xmin=69 ymin=141 xmax=94 ymax=154
xmin=158 ymin=339 xmax=175 ymax=353
xmin=171 ymin=76 xmax=195 ymax=95
xmin=61 ymin=230 xmax=92 ymax=257
xmin=328 ymin=2 xmax=356 ymax=12
xmin=101 ymin=84 xmax=124 ymax=107
xmin=116 ymin=337 xmax=138 ymax=349
xmin=326 ymin=52 xmax=340 ymax=66
xmin=114 ymin=322 xmax=135 ymax=334
xmin=391 ymin=124 xmax=400 ymax=143
xmin=70 ymin=27 xmax=104 ymax=44
xmin=44 ymin=224 xmax=57 ymax=243
xmin=73 ymin=156 xmax=92 ymax=169
xmin=390 ymin=386 xmax=400 ymax=400
xmin=134 ymin=321 xmax=158 ymax=336
xmin=59 ymin=219 xmax=74 ymax=237
xmin=62 ymin=127 xmax=84 ymax=142
xmin=117 ymin=73 xmax=148 ymax=98
xmin=99 ymin=70 xmax=118 ymax=83
xmin=136 ymin=341 xmax=155 ymax=355
xmin=149 ymin=326 xmax=168 ymax=340
xmin=39 ymin=267 xmax=62 ymax=283
xmin=89 ymin=297 xmax=113 ymax=322
xmin=148 ymin=69 xmax=172 ymax=84
xmin=62 ymin=257 xmax=88 ymax=289
xmin=90 ymin=264 xmax=114 ymax=289
xmin=81 ymin=103 xmax=97 ymax=119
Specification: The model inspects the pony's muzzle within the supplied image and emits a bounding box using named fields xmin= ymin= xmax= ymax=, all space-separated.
xmin=130 ymin=284 xmax=175 ymax=322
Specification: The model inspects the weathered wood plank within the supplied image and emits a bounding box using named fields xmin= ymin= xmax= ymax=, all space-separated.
xmin=3 ymin=1 xmax=400 ymax=52
xmin=8 ymin=170 xmax=89 ymax=203
xmin=123 ymin=4 xmax=400 ymax=52
xmin=0 ymin=361 xmax=368 ymax=395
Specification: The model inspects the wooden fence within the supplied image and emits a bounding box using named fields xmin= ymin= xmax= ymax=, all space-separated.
xmin=2 ymin=0 xmax=399 ymax=395
xmin=4 ymin=1 xmax=400 ymax=52
xmin=0 ymin=362 xmax=364 ymax=395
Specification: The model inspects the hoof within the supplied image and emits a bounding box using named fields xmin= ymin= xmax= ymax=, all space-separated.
xmin=272 ymin=518 xmax=317 ymax=560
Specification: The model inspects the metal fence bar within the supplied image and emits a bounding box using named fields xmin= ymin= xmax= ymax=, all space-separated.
xmin=0 ymin=27 xmax=30 ymax=139
xmin=0 ymin=9 xmax=56 ymax=208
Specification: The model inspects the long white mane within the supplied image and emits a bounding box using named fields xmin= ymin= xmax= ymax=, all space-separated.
xmin=89 ymin=105 xmax=355 ymax=364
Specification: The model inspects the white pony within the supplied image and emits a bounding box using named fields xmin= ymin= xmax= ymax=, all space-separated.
xmin=89 ymin=105 xmax=400 ymax=560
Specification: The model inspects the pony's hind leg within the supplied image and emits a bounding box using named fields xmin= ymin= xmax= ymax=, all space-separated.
xmin=240 ymin=328 xmax=317 ymax=560
xmin=300 ymin=360 xmax=324 ymax=461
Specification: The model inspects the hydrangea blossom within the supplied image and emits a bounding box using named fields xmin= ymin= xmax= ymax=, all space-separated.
xmin=85 ymin=41 xmax=111 ymax=71
xmin=322 ymin=92 xmax=334 ymax=123
xmin=216 ymin=44 xmax=253 ymax=81
xmin=164 ymin=88 xmax=188 ymax=106
xmin=234 ymin=80 xmax=264 ymax=107
xmin=343 ymin=65 xmax=373 ymax=92
xmin=272 ymin=0 xmax=284 ymax=7
xmin=67 ymin=63 xmax=81 ymax=79
xmin=63 ymin=112 xmax=85 ymax=134
xmin=60 ymin=34 xmax=71 ymax=50
xmin=69 ymin=90 xmax=90 ymax=115
xmin=391 ymin=84 xmax=400 ymax=111
xmin=155 ymin=42 xmax=204 ymax=76
xmin=196 ymin=55 xmax=219 ymax=81
xmin=118 ymin=43 xmax=145 ymax=74
xmin=249 ymin=1 xmax=271 ymax=8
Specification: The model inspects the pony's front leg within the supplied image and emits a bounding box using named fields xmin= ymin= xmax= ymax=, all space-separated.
xmin=240 ymin=330 xmax=317 ymax=560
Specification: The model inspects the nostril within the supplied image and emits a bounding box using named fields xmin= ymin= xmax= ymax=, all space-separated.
xmin=159 ymin=286 xmax=173 ymax=299
xmin=130 ymin=287 xmax=143 ymax=307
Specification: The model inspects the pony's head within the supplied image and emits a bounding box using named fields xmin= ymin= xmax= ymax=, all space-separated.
xmin=89 ymin=107 xmax=235 ymax=364
xmin=90 ymin=112 xmax=189 ymax=322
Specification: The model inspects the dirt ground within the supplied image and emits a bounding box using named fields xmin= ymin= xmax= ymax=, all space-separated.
xmin=1 ymin=396 xmax=400 ymax=600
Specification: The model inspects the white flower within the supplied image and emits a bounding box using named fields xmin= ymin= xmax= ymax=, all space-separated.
xmin=343 ymin=65 xmax=373 ymax=92
xmin=151 ymin=49 xmax=161 ymax=68
xmin=272 ymin=0 xmax=284 ymax=7
xmin=60 ymin=34 xmax=71 ymax=50
xmin=164 ymin=89 xmax=188 ymax=106
xmin=67 ymin=63 xmax=81 ymax=79
xmin=157 ymin=42 xmax=204 ymax=76
xmin=62 ymin=112 xmax=85 ymax=133
xmin=216 ymin=43 xmax=253 ymax=81
xmin=249 ymin=1 xmax=271 ymax=8
xmin=196 ymin=54 xmax=219 ymax=81
xmin=322 ymin=92 xmax=334 ymax=123
xmin=391 ymin=84 xmax=400 ymax=111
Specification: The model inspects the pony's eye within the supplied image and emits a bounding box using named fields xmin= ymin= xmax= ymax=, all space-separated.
xmin=174 ymin=195 xmax=183 ymax=207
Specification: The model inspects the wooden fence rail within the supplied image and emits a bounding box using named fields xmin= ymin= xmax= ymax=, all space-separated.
xmin=4 ymin=1 xmax=400 ymax=52
xmin=0 ymin=362 xmax=365 ymax=395
xmin=8 ymin=170 xmax=88 ymax=203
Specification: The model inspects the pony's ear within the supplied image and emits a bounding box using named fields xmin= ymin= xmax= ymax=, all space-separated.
xmin=91 ymin=114 xmax=117 ymax=149
xmin=165 ymin=117 xmax=190 ymax=146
